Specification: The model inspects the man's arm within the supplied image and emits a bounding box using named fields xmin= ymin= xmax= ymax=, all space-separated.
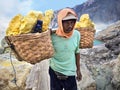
xmin=75 ymin=53 xmax=82 ymax=81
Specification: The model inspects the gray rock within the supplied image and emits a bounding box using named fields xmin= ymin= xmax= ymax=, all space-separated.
xmin=0 ymin=47 xmax=4 ymax=54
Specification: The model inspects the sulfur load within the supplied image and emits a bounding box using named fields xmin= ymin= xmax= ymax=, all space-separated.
xmin=75 ymin=14 xmax=94 ymax=29
xmin=6 ymin=9 xmax=54 ymax=36
xmin=75 ymin=14 xmax=96 ymax=48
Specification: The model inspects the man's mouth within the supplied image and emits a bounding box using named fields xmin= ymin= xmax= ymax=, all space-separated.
xmin=67 ymin=28 xmax=73 ymax=31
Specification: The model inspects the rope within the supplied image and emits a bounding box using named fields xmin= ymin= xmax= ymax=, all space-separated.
xmin=10 ymin=50 xmax=20 ymax=90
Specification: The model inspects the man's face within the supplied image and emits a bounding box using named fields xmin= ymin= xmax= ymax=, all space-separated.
xmin=62 ymin=19 xmax=76 ymax=33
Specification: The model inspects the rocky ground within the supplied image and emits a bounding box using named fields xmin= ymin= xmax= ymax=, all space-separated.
xmin=0 ymin=21 xmax=120 ymax=90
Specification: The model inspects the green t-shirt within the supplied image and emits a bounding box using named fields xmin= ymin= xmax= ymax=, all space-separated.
xmin=50 ymin=30 xmax=80 ymax=76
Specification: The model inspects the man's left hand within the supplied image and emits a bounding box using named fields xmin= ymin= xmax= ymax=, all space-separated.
xmin=76 ymin=70 xmax=82 ymax=81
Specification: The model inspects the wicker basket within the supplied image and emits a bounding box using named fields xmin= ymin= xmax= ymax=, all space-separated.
xmin=5 ymin=30 xmax=54 ymax=64
xmin=76 ymin=27 xmax=96 ymax=49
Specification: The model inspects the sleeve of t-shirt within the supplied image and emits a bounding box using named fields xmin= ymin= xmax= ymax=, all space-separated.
xmin=75 ymin=30 xmax=80 ymax=53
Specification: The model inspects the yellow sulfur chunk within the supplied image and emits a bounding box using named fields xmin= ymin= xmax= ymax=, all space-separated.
xmin=19 ymin=16 xmax=37 ymax=34
xmin=6 ymin=14 xmax=23 ymax=36
xmin=27 ymin=10 xmax=43 ymax=20
xmin=45 ymin=9 xmax=54 ymax=19
xmin=75 ymin=21 xmax=81 ymax=28
xmin=42 ymin=13 xmax=53 ymax=31
xmin=79 ymin=14 xmax=89 ymax=22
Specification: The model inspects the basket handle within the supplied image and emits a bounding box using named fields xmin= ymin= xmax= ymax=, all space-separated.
xmin=5 ymin=36 xmax=23 ymax=61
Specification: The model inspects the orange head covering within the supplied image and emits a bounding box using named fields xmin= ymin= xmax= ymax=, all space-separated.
xmin=56 ymin=8 xmax=78 ymax=38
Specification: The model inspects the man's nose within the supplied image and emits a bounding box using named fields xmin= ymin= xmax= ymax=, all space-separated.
xmin=68 ymin=23 xmax=73 ymax=28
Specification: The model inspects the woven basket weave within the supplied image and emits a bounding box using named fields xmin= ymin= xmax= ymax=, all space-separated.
xmin=5 ymin=30 xmax=54 ymax=64
xmin=77 ymin=27 xmax=96 ymax=49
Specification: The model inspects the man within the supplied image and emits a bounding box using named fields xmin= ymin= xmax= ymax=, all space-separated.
xmin=49 ymin=8 xmax=82 ymax=90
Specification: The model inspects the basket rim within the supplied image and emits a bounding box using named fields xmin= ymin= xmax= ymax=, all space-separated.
xmin=5 ymin=30 xmax=51 ymax=42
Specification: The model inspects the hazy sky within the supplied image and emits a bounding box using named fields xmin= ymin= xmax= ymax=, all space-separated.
xmin=0 ymin=0 xmax=87 ymax=17
xmin=31 ymin=0 xmax=87 ymax=12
